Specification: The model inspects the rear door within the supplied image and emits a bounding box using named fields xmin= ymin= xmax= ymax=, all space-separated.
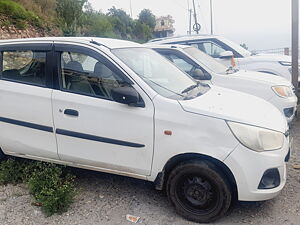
xmin=0 ymin=43 xmax=58 ymax=159
xmin=52 ymin=44 xmax=155 ymax=176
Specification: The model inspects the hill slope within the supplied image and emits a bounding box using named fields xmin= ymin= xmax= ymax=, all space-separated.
xmin=0 ymin=0 xmax=59 ymax=39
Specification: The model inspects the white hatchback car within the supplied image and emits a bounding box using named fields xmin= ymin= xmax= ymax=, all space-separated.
xmin=148 ymin=35 xmax=295 ymax=82
xmin=0 ymin=37 xmax=291 ymax=223
xmin=147 ymin=44 xmax=298 ymax=123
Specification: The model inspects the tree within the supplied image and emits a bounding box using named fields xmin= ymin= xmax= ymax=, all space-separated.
xmin=81 ymin=6 xmax=116 ymax=38
xmin=56 ymin=0 xmax=87 ymax=36
xmin=133 ymin=21 xmax=152 ymax=42
xmin=138 ymin=9 xmax=156 ymax=30
xmin=107 ymin=7 xmax=134 ymax=39
xmin=34 ymin=0 xmax=56 ymax=14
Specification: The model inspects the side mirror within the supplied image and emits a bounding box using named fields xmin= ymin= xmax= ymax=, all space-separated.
xmin=192 ymin=68 xmax=212 ymax=81
xmin=219 ymin=51 xmax=234 ymax=59
xmin=111 ymin=87 xmax=144 ymax=107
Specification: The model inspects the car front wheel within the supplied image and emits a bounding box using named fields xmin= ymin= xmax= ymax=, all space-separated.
xmin=167 ymin=160 xmax=232 ymax=223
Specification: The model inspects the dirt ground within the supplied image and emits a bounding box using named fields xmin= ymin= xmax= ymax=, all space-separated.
xmin=0 ymin=120 xmax=300 ymax=225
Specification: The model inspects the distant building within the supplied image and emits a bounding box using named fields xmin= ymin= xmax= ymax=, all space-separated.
xmin=154 ymin=15 xmax=175 ymax=38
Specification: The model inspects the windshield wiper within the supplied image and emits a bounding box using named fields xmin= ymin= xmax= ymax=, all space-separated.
xmin=140 ymin=75 xmax=185 ymax=97
xmin=226 ymin=66 xmax=239 ymax=74
xmin=181 ymin=84 xmax=199 ymax=94
xmin=182 ymin=82 xmax=211 ymax=100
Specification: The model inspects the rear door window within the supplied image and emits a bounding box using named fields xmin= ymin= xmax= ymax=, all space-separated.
xmin=1 ymin=50 xmax=47 ymax=86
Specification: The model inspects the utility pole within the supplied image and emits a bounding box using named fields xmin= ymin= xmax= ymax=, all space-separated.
xmin=210 ymin=0 xmax=213 ymax=34
xmin=189 ymin=9 xmax=192 ymax=35
xmin=292 ymin=0 xmax=299 ymax=95
xmin=129 ymin=0 xmax=133 ymax=18
xmin=192 ymin=0 xmax=199 ymax=34
xmin=187 ymin=0 xmax=192 ymax=35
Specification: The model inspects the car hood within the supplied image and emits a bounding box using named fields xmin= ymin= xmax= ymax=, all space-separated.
xmin=179 ymin=86 xmax=288 ymax=133
xmin=249 ymin=53 xmax=291 ymax=63
xmin=230 ymin=70 xmax=292 ymax=86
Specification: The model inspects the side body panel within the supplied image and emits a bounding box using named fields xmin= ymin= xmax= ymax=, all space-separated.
xmin=148 ymin=95 xmax=239 ymax=181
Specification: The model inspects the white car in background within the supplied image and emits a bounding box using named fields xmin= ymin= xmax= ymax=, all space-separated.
xmin=148 ymin=35 xmax=295 ymax=82
xmin=147 ymin=44 xmax=298 ymax=123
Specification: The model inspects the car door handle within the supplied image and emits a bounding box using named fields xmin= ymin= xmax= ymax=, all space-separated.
xmin=64 ymin=109 xmax=79 ymax=117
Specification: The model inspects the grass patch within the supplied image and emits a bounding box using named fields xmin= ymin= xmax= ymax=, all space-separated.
xmin=0 ymin=0 xmax=42 ymax=29
xmin=0 ymin=158 xmax=76 ymax=216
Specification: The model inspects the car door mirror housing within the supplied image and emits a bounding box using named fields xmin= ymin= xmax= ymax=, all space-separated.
xmin=111 ymin=87 xmax=144 ymax=107
xmin=192 ymin=69 xmax=212 ymax=81
xmin=219 ymin=51 xmax=234 ymax=59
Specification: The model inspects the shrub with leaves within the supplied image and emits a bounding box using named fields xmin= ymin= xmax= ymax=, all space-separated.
xmin=0 ymin=158 xmax=29 ymax=184
xmin=0 ymin=158 xmax=76 ymax=216
xmin=28 ymin=163 xmax=76 ymax=216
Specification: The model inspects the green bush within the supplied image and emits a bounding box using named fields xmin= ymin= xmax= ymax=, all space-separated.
xmin=28 ymin=163 xmax=76 ymax=216
xmin=0 ymin=158 xmax=76 ymax=216
xmin=0 ymin=158 xmax=29 ymax=184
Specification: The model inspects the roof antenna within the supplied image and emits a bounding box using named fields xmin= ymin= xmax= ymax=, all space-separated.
xmin=90 ymin=39 xmax=111 ymax=50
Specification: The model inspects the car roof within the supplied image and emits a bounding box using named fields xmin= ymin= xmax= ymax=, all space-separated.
xmin=145 ymin=43 xmax=190 ymax=50
xmin=148 ymin=35 xmax=219 ymax=44
xmin=0 ymin=37 xmax=142 ymax=49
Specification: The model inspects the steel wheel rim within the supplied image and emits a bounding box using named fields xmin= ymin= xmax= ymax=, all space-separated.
xmin=175 ymin=173 xmax=220 ymax=215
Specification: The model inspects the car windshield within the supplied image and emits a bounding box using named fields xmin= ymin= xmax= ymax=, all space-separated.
xmin=183 ymin=47 xmax=228 ymax=74
xmin=112 ymin=48 xmax=210 ymax=100
xmin=219 ymin=37 xmax=252 ymax=57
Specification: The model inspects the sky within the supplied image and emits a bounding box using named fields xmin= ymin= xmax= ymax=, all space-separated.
xmin=88 ymin=0 xmax=293 ymax=50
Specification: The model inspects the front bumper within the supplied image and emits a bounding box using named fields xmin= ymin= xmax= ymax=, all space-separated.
xmin=224 ymin=136 xmax=289 ymax=201
xmin=268 ymin=95 xmax=298 ymax=123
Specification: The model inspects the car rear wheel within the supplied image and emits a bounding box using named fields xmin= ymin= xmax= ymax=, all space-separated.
xmin=167 ymin=160 xmax=232 ymax=223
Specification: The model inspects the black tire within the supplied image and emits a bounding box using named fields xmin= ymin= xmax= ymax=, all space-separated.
xmin=167 ymin=160 xmax=232 ymax=223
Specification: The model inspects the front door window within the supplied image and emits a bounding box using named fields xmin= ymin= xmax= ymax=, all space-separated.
xmin=60 ymin=51 xmax=128 ymax=99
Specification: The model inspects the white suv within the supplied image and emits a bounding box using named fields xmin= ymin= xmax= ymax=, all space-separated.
xmin=147 ymin=44 xmax=298 ymax=123
xmin=148 ymin=35 xmax=295 ymax=82
xmin=0 ymin=37 xmax=291 ymax=223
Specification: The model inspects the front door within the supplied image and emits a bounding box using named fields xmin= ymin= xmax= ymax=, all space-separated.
xmin=52 ymin=44 xmax=155 ymax=176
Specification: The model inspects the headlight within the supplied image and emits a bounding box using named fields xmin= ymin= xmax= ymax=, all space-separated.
xmin=279 ymin=61 xmax=292 ymax=66
xmin=272 ymin=85 xmax=294 ymax=98
xmin=227 ymin=121 xmax=284 ymax=152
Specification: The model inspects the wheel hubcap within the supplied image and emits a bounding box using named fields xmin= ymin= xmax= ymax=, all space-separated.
xmin=184 ymin=177 xmax=213 ymax=207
